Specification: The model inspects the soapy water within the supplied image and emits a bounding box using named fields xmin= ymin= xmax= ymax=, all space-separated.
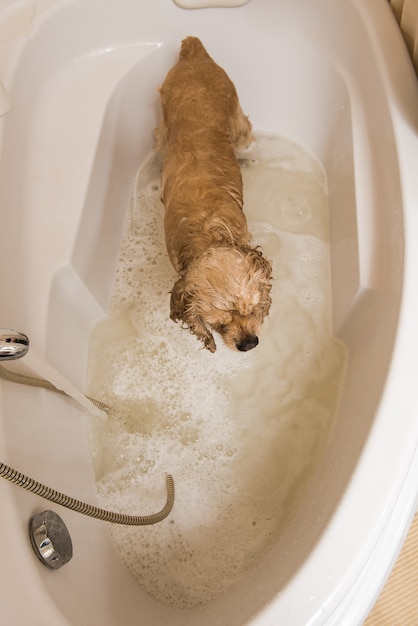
xmin=87 ymin=133 xmax=347 ymax=609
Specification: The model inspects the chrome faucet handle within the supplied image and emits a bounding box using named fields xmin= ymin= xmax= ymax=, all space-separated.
xmin=0 ymin=329 xmax=29 ymax=360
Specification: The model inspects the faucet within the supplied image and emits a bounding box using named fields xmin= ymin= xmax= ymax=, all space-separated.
xmin=0 ymin=329 xmax=29 ymax=360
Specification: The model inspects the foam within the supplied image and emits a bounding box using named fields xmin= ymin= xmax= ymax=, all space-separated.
xmin=87 ymin=133 xmax=347 ymax=609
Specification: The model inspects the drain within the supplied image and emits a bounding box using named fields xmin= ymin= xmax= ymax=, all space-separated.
xmin=29 ymin=510 xmax=73 ymax=569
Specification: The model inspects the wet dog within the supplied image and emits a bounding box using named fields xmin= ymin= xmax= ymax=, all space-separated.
xmin=156 ymin=37 xmax=272 ymax=352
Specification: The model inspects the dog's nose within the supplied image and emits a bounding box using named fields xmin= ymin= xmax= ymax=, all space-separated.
xmin=236 ymin=336 xmax=259 ymax=352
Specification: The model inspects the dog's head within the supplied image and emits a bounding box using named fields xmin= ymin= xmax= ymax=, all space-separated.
xmin=170 ymin=246 xmax=273 ymax=352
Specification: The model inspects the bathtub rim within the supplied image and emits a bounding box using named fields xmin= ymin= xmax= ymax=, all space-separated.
xmin=252 ymin=1 xmax=418 ymax=621
xmin=1 ymin=0 xmax=418 ymax=624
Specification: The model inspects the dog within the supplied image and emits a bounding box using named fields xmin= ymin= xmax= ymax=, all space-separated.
xmin=155 ymin=36 xmax=272 ymax=353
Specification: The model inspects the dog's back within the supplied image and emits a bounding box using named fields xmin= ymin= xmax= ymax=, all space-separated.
xmin=157 ymin=37 xmax=254 ymax=272
xmin=158 ymin=37 xmax=239 ymax=139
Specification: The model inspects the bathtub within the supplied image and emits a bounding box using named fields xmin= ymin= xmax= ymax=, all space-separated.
xmin=1 ymin=0 xmax=418 ymax=624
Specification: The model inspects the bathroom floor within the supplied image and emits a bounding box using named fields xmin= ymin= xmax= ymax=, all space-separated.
xmin=365 ymin=513 xmax=418 ymax=625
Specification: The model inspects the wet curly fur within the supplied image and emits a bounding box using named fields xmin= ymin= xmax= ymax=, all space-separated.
xmin=155 ymin=36 xmax=273 ymax=352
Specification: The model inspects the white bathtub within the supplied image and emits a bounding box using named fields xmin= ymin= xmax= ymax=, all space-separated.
xmin=1 ymin=0 xmax=418 ymax=624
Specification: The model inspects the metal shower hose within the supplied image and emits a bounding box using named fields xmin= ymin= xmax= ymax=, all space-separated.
xmin=0 ymin=365 xmax=175 ymax=525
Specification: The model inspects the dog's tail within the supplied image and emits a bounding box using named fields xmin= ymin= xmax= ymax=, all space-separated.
xmin=179 ymin=36 xmax=210 ymax=60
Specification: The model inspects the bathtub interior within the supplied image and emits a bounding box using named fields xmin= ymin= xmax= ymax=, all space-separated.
xmin=0 ymin=0 xmax=414 ymax=625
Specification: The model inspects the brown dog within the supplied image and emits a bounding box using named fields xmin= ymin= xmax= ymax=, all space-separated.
xmin=156 ymin=37 xmax=272 ymax=353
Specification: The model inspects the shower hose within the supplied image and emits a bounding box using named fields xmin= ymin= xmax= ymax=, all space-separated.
xmin=0 ymin=365 xmax=175 ymax=525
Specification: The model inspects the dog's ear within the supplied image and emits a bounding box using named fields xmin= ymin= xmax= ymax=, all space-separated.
xmin=247 ymin=248 xmax=273 ymax=318
xmin=258 ymin=254 xmax=273 ymax=318
xmin=170 ymin=276 xmax=217 ymax=352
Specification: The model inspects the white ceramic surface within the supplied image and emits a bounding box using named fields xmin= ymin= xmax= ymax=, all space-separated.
xmin=1 ymin=1 xmax=418 ymax=624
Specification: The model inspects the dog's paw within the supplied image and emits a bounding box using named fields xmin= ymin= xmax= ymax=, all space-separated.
xmin=203 ymin=336 xmax=217 ymax=353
